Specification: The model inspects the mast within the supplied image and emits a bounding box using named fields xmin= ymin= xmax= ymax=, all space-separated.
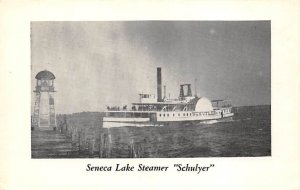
xmin=163 ymin=85 xmax=166 ymax=99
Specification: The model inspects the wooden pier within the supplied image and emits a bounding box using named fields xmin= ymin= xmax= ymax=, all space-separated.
xmin=31 ymin=130 xmax=75 ymax=158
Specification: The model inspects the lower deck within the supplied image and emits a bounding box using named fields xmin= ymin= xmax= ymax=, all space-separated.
xmin=103 ymin=108 xmax=233 ymax=128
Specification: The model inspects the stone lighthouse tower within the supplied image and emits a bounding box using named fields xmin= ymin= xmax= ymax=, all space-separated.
xmin=32 ymin=70 xmax=56 ymax=131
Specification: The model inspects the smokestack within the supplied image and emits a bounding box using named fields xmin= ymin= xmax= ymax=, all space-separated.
xmin=187 ymin=84 xmax=192 ymax=96
xmin=157 ymin=67 xmax=162 ymax=102
xmin=179 ymin=85 xmax=184 ymax=97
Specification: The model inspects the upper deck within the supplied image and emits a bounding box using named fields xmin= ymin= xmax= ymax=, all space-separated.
xmin=105 ymin=68 xmax=232 ymax=114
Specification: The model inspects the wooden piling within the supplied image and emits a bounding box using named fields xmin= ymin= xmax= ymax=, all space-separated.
xmin=89 ymin=138 xmax=95 ymax=156
xmin=98 ymin=133 xmax=103 ymax=158
xmin=129 ymin=140 xmax=145 ymax=158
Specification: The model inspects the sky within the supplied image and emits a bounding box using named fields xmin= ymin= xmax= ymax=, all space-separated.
xmin=31 ymin=21 xmax=271 ymax=114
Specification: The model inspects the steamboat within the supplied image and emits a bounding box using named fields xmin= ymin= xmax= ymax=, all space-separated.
xmin=103 ymin=67 xmax=233 ymax=128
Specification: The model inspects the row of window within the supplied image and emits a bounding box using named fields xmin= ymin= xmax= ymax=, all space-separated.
xmin=159 ymin=113 xmax=192 ymax=117
xmin=158 ymin=112 xmax=215 ymax=117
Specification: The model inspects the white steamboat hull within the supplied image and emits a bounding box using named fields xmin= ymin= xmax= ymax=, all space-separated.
xmin=102 ymin=112 xmax=234 ymax=128
xmin=102 ymin=117 xmax=157 ymax=128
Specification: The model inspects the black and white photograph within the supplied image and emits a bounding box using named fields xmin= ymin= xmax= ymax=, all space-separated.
xmin=31 ymin=21 xmax=271 ymax=158
xmin=2 ymin=0 xmax=300 ymax=189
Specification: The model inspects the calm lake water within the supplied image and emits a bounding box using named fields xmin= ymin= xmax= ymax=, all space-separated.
xmin=106 ymin=105 xmax=271 ymax=158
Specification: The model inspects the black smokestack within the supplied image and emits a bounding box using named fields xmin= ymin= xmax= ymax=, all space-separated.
xmin=157 ymin=67 xmax=162 ymax=102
